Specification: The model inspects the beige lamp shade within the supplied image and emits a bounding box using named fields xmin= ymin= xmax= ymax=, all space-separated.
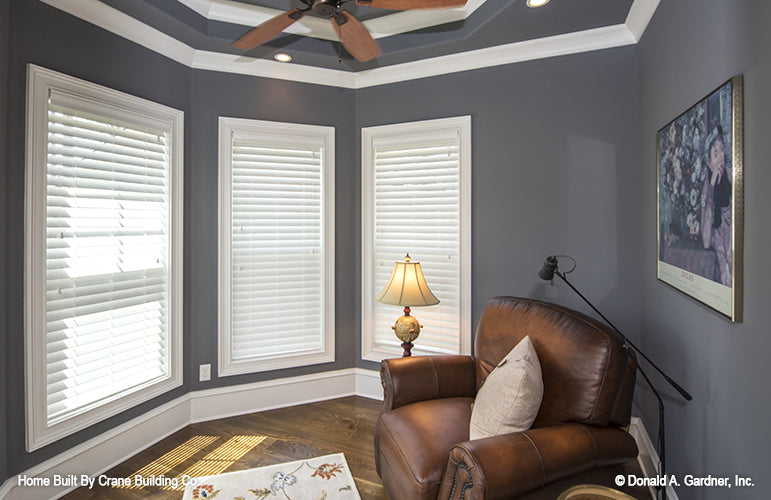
xmin=376 ymin=254 xmax=440 ymax=307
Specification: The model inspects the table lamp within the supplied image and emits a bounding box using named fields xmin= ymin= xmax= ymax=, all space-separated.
xmin=375 ymin=254 xmax=439 ymax=357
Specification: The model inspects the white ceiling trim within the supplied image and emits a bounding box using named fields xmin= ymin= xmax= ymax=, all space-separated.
xmin=38 ymin=0 xmax=657 ymax=90
xmin=354 ymin=24 xmax=638 ymax=88
xmin=625 ymin=0 xmax=660 ymax=41
xmin=193 ymin=50 xmax=358 ymax=87
xmin=176 ymin=0 xmax=487 ymax=41
xmin=41 ymin=0 xmax=197 ymax=66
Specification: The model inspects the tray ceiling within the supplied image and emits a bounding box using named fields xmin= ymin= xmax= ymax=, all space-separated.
xmin=40 ymin=0 xmax=659 ymax=87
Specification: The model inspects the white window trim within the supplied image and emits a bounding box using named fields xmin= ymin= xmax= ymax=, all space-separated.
xmin=361 ymin=116 xmax=472 ymax=362
xmin=24 ymin=64 xmax=184 ymax=452
xmin=218 ymin=117 xmax=335 ymax=376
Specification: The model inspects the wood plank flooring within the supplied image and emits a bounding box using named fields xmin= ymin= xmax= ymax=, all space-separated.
xmin=61 ymin=395 xmax=652 ymax=499
xmin=61 ymin=396 xmax=388 ymax=499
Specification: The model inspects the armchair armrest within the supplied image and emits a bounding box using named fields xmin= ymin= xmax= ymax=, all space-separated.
xmin=381 ymin=355 xmax=476 ymax=411
xmin=438 ymin=424 xmax=638 ymax=500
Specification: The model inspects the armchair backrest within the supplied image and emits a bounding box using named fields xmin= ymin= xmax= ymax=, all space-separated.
xmin=474 ymin=297 xmax=636 ymax=428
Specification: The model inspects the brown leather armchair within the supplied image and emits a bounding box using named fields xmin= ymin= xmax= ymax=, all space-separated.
xmin=374 ymin=296 xmax=639 ymax=499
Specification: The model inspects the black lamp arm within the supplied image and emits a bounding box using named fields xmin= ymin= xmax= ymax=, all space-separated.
xmin=555 ymin=270 xmax=692 ymax=402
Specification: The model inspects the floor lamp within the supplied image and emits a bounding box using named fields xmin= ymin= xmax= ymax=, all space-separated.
xmin=538 ymin=255 xmax=692 ymax=500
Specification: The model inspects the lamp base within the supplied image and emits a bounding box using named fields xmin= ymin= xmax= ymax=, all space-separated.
xmin=392 ymin=306 xmax=422 ymax=358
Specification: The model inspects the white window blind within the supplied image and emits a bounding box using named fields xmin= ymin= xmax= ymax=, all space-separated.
xmin=25 ymin=65 xmax=183 ymax=451
xmin=362 ymin=117 xmax=471 ymax=361
xmin=219 ymin=118 xmax=335 ymax=376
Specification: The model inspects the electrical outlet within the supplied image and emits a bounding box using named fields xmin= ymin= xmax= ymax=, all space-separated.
xmin=199 ymin=363 xmax=211 ymax=382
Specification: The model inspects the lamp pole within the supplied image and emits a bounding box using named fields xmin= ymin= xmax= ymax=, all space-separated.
xmin=539 ymin=256 xmax=691 ymax=500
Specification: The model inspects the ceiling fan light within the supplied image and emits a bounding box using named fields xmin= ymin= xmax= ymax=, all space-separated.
xmin=526 ymin=0 xmax=550 ymax=7
xmin=274 ymin=53 xmax=292 ymax=62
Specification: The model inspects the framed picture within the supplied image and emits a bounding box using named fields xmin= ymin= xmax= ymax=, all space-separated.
xmin=657 ymin=76 xmax=743 ymax=321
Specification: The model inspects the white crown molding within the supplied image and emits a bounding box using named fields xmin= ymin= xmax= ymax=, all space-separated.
xmin=38 ymin=0 xmax=657 ymax=88
xmin=176 ymin=0 xmax=487 ymax=41
xmin=625 ymin=0 xmax=661 ymax=42
xmin=362 ymin=1 xmax=484 ymax=40
xmin=192 ymin=50 xmax=357 ymax=87
xmin=353 ymin=24 xmax=637 ymax=88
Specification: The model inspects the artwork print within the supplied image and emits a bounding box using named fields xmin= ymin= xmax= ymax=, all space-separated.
xmin=657 ymin=76 xmax=743 ymax=321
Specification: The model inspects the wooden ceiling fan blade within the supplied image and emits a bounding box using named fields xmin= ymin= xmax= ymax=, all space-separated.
xmin=232 ymin=9 xmax=305 ymax=49
xmin=355 ymin=0 xmax=467 ymax=9
xmin=331 ymin=12 xmax=381 ymax=62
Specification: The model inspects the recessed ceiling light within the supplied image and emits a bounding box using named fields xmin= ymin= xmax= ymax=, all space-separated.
xmin=526 ymin=0 xmax=550 ymax=7
xmin=274 ymin=53 xmax=292 ymax=63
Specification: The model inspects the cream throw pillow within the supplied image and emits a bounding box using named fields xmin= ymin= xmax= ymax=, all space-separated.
xmin=469 ymin=335 xmax=543 ymax=440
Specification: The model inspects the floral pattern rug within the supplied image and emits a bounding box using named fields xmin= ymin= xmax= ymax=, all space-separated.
xmin=181 ymin=453 xmax=361 ymax=500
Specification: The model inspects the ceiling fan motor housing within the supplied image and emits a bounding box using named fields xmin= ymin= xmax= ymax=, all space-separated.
xmin=312 ymin=0 xmax=341 ymax=18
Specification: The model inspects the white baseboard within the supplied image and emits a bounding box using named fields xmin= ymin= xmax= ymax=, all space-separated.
xmin=191 ymin=368 xmax=356 ymax=423
xmin=629 ymin=416 xmax=679 ymax=500
xmin=354 ymin=367 xmax=384 ymax=401
xmin=1 ymin=368 xmax=382 ymax=500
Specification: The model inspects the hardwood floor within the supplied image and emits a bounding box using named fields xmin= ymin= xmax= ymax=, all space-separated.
xmin=61 ymin=396 xmax=388 ymax=499
xmin=61 ymin=395 xmax=652 ymax=499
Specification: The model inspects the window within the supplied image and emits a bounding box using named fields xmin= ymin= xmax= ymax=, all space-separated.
xmin=218 ymin=118 xmax=335 ymax=376
xmin=362 ymin=116 xmax=471 ymax=361
xmin=24 ymin=65 xmax=183 ymax=451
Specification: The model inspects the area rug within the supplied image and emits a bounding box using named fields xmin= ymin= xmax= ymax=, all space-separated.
xmin=181 ymin=453 xmax=361 ymax=500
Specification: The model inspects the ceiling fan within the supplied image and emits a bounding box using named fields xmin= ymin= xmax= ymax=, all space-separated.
xmin=232 ymin=0 xmax=469 ymax=62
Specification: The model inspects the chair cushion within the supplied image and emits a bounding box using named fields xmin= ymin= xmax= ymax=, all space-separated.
xmin=377 ymin=397 xmax=473 ymax=500
xmin=469 ymin=335 xmax=543 ymax=440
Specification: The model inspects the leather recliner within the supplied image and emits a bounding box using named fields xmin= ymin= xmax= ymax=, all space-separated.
xmin=374 ymin=296 xmax=639 ymax=499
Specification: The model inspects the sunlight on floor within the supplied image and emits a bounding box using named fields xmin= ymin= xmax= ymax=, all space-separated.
xmin=115 ymin=434 xmax=268 ymax=490
xmin=120 ymin=435 xmax=219 ymax=489
xmin=162 ymin=435 xmax=268 ymax=490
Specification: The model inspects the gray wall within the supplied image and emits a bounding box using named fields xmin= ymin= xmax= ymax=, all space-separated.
xmin=1 ymin=0 xmax=10 ymax=486
xmin=1 ymin=0 xmax=357 ymax=479
xmin=638 ymin=1 xmax=771 ymax=498
xmin=355 ymin=48 xmax=643 ymax=369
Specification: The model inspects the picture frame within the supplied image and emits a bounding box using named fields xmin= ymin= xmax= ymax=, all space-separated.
xmin=657 ymin=76 xmax=743 ymax=321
